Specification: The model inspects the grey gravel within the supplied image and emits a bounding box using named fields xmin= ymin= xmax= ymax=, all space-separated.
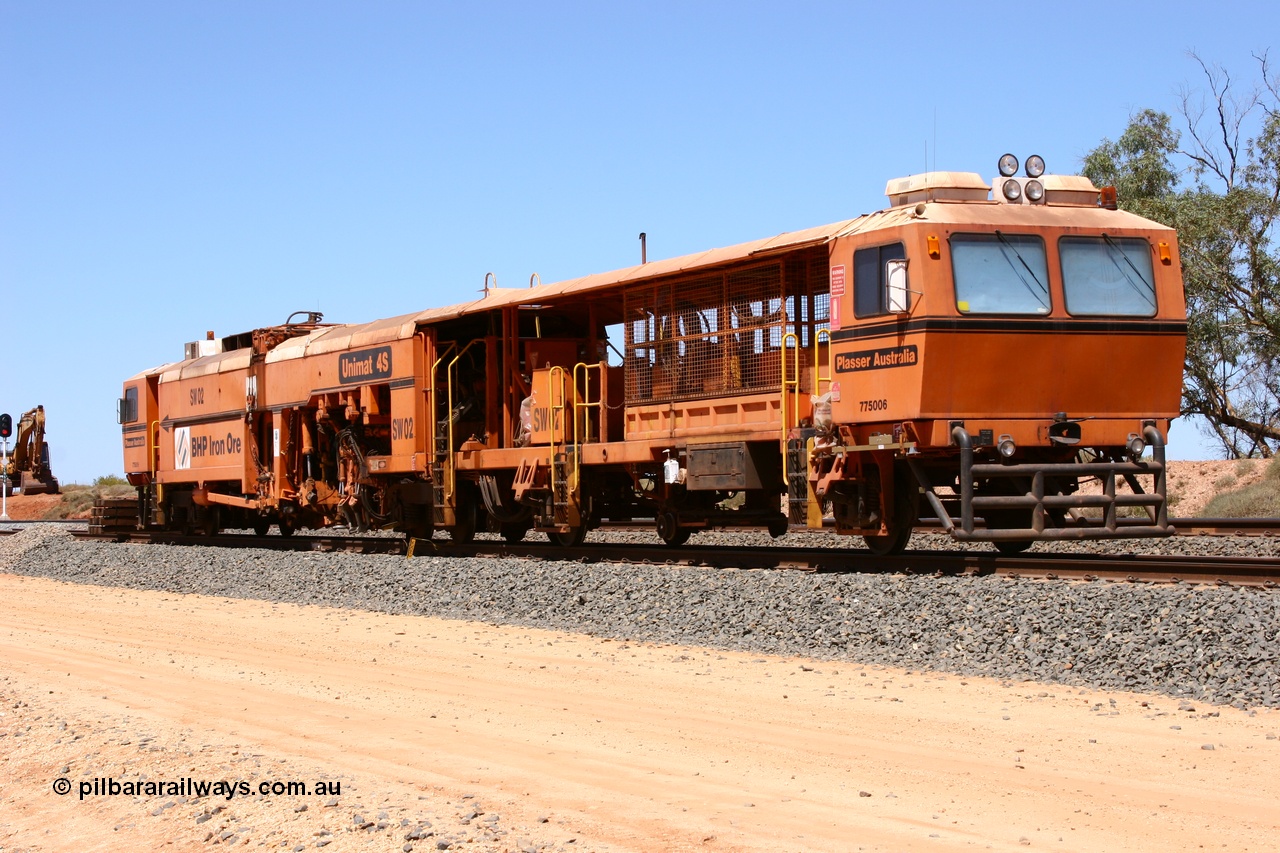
xmin=4 ymin=524 xmax=1279 ymax=708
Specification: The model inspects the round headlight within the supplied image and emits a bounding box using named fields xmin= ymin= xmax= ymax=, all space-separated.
xmin=998 ymin=436 xmax=1017 ymax=458
xmin=1025 ymin=179 xmax=1044 ymax=202
xmin=1127 ymin=434 xmax=1146 ymax=459
xmin=1025 ymin=154 xmax=1045 ymax=178
xmin=998 ymin=153 xmax=1019 ymax=177
xmin=1002 ymin=178 xmax=1022 ymax=201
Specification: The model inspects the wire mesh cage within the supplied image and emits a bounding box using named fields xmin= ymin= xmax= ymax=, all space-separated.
xmin=623 ymin=249 xmax=830 ymax=404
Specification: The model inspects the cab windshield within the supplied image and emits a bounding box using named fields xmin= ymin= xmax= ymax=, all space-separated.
xmin=952 ymin=233 xmax=1050 ymax=315
xmin=1060 ymin=236 xmax=1157 ymax=316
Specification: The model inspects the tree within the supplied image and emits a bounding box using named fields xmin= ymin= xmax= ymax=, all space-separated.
xmin=1082 ymin=53 xmax=1280 ymax=458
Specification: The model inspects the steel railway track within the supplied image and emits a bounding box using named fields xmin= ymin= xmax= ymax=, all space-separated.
xmin=407 ymin=539 xmax=1280 ymax=588
xmin=66 ymin=528 xmax=404 ymax=554
xmin=11 ymin=516 xmax=1280 ymax=538
xmin=56 ymin=526 xmax=1280 ymax=588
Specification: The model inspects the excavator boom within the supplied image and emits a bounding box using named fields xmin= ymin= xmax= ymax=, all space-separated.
xmin=3 ymin=405 xmax=59 ymax=495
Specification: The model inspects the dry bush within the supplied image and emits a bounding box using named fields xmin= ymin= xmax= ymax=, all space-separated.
xmin=1200 ymin=458 xmax=1280 ymax=517
xmin=40 ymin=483 xmax=135 ymax=520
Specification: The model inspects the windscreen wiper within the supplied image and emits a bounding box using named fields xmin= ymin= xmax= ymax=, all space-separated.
xmin=993 ymin=231 xmax=1050 ymax=309
xmin=1100 ymin=234 xmax=1157 ymax=308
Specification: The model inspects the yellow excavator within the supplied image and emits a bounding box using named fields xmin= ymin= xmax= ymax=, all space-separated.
xmin=2 ymin=405 xmax=60 ymax=495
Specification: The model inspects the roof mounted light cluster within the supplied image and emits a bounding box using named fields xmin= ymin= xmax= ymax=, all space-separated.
xmin=995 ymin=153 xmax=1046 ymax=205
xmin=885 ymin=156 xmax=1102 ymax=208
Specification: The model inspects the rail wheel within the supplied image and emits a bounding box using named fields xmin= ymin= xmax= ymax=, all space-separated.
xmin=199 ymin=506 xmax=220 ymax=537
xmin=501 ymin=521 xmax=530 ymax=544
xmin=547 ymin=524 xmax=588 ymax=547
xmin=994 ymin=539 xmax=1034 ymax=555
xmin=449 ymin=500 xmax=477 ymax=544
xmin=252 ymin=518 xmax=271 ymax=537
xmin=862 ymin=523 xmax=912 ymax=556
xmin=278 ymin=517 xmax=297 ymax=538
xmin=655 ymin=512 xmax=690 ymax=547
xmin=862 ymin=471 xmax=915 ymax=556
xmin=985 ymin=504 xmax=1034 ymax=556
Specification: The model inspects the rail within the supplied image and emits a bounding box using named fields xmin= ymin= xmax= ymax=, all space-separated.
xmin=57 ymin=524 xmax=1280 ymax=588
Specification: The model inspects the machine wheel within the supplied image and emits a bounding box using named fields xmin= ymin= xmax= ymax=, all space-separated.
xmin=278 ymin=516 xmax=297 ymax=538
xmin=199 ymin=507 xmax=220 ymax=537
xmin=252 ymin=518 xmax=271 ymax=537
xmin=447 ymin=485 xmax=480 ymax=543
xmin=862 ymin=523 xmax=912 ymax=556
xmin=994 ymin=539 xmax=1034 ymax=556
xmin=660 ymin=528 xmax=691 ymax=547
xmin=862 ymin=471 xmax=916 ymax=556
xmin=449 ymin=502 xmax=477 ymax=543
xmin=500 ymin=522 xmax=530 ymax=544
xmin=547 ymin=524 xmax=588 ymax=547
xmin=767 ymin=515 xmax=789 ymax=539
xmin=655 ymin=512 xmax=691 ymax=547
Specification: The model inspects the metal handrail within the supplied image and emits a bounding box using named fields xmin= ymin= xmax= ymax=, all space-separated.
xmin=442 ymin=339 xmax=481 ymax=501
xmin=814 ymin=328 xmax=832 ymax=394
xmin=780 ymin=332 xmax=801 ymax=486
xmin=947 ymin=423 xmax=1173 ymax=541
xmin=546 ymin=365 xmax=572 ymax=519
xmin=571 ymin=362 xmax=603 ymax=490
xmin=149 ymin=419 xmax=160 ymax=477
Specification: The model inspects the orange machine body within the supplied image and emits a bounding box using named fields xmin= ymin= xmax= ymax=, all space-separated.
xmin=119 ymin=163 xmax=1186 ymax=552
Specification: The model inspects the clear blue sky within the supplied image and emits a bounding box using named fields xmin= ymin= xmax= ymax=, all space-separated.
xmin=2 ymin=1 xmax=1275 ymax=483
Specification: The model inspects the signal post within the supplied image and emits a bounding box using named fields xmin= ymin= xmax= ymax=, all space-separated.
xmin=1 ymin=412 xmax=11 ymax=521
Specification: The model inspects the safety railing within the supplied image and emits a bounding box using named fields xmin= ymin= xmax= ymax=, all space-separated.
xmin=570 ymin=362 xmax=603 ymax=490
xmin=814 ymin=328 xmax=832 ymax=395
xmin=149 ymin=420 xmax=160 ymax=477
xmin=441 ymin=340 xmax=480 ymax=502
xmin=780 ymin=332 xmax=802 ymax=487
xmin=910 ymin=424 xmax=1174 ymax=542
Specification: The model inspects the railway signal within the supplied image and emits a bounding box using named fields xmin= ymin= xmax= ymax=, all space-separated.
xmin=1 ymin=412 xmax=10 ymax=522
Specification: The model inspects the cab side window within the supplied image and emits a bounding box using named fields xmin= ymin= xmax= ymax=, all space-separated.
xmin=853 ymin=243 xmax=906 ymax=317
xmin=119 ymin=387 xmax=139 ymax=424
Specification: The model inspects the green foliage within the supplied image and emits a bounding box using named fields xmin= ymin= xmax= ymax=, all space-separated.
xmin=1082 ymin=54 xmax=1280 ymax=458
xmin=92 ymin=474 xmax=128 ymax=487
xmin=1081 ymin=109 xmax=1181 ymax=204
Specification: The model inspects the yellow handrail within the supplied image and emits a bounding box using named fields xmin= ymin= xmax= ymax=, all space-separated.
xmin=571 ymin=362 xmax=602 ymax=490
xmin=149 ymin=419 xmax=160 ymax=477
xmin=443 ymin=339 xmax=481 ymax=501
xmin=547 ymin=365 xmax=570 ymax=516
xmin=814 ymin=328 xmax=832 ymax=393
xmin=428 ymin=341 xmax=456 ymax=499
xmin=781 ymin=332 xmax=801 ymax=488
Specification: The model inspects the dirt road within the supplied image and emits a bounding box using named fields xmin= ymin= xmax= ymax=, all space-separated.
xmin=1 ymin=572 xmax=1277 ymax=852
